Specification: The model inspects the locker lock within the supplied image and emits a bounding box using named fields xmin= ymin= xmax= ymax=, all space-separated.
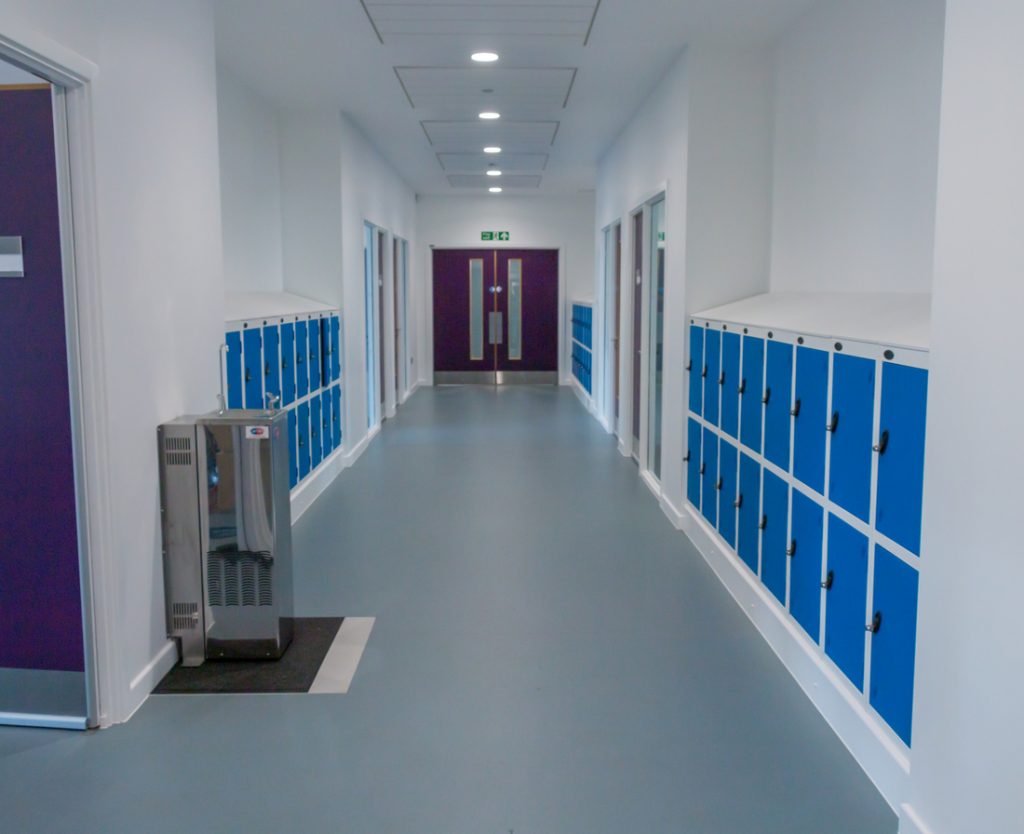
xmin=791 ymin=399 xmax=801 ymax=418
xmin=716 ymin=477 xmax=723 ymax=491
xmin=786 ymin=540 xmax=797 ymax=557
xmin=244 ymin=368 xmax=252 ymax=383
xmin=700 ymin=463 xmax=706 ymax=475
xmin=738 ymin=379 xmax=746 ymax=395
xmin=821 ymin=570 xmax=834 ymax=590
xmin=867 ymin=611 xmax=883 ymax=634
xmin=686 ymin=360 xmax=692 ymax=372
xmin=297 ymin=353 xmax=304 ymax=365
xmin=733 ymin=494 xmax=743 ymax=509
xmin=759 ymin=514 xmax=767 ymax=531
xmin=265 ymin=361 xmax=271 ymax=378
xmin=684 ymin=451 xmax=691 ymax=463
xmin=827 ymin=411 xmax=840 ymax=433
xmin=762 ymin=387 xmax=771 ymax=405
xmin=873 ymin=430 xmax=890 ymax=455
xmin=718 ymin=371 xmax=725 ymax=386
xmin=702 ymin=365 xmax=708 ymax=379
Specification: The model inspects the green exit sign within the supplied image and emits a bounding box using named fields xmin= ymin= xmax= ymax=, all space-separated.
xmin=481 ymin=231 xmax=510 ymax=242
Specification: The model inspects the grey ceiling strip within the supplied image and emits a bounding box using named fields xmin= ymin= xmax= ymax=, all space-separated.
xmin=419 ymin=121 xmax=434 ymax=144
xmin=393 ymin=68 xmax=415 ymax=108
xmin=550 ymin=121 xmax=561 ymax=146
xmin=584 ymin=0 xmax=602 ymax=46
xmin=563 ymin=68 xmax=578 ymax=109
xmin=359 ymin=0 xmax=385 ymax=44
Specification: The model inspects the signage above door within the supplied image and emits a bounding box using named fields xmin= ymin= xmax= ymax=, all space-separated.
xmin=481 ymin=231 xmax=510 ymax=242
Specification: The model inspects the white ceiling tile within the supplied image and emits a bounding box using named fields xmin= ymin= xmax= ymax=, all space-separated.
xmin=422 ymin=120 xmax=559 ymax=150
xmin=437 ymin=152 xmax=548 ymax=173
xmin=447 ymin=174 xmax=542 ymax=188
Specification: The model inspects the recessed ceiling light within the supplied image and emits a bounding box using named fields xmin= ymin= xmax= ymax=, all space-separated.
xmin=489 ymin=187 xmax=503 ymax=193
xmin=471 ymin=52 xmax=499 ymax=63
xmin=479 ymin=111 xmax=501 ymax=120
xmin=484 ymin=146 xmax=502 ymax=154
xmin=486 ymin=169 xmax=502 ymax=177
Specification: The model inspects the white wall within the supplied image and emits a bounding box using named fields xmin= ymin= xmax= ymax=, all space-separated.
xmin=769 ymin=0 xmax=946 ymax=293
xmin=217 ymin=66 xmax=284 ymax=293
xmin=903 ymin=2 xmax=1024 ymax=833
xmin=0 ymin=0 xmax=225 ymax=724
xmin=415 ymin=192 xmax=595 ymax=386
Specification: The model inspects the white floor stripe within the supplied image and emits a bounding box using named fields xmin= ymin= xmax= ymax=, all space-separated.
xmin=309 ymin=617 xmax=375 ymax=694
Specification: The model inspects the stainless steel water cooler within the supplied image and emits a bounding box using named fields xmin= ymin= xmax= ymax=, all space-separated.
xmin=158 ymin=409 xmax=293 ymax=666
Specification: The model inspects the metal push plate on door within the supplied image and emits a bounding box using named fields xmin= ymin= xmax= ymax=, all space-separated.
xmin=489 ymin=312 xmax=504 ymax=345
xmin=0 ymin=237 xmax=25 ymax=278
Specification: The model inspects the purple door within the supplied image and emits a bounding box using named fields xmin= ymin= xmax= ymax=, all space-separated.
xmin=433 ymin=249 xmax=558 ymax=383
xmin=0 ymin=86 xmax=86 ymax=681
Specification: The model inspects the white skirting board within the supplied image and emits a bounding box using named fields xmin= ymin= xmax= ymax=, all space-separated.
xmin=666 ymin=494 xmax=910 ymax=812
xmin=290 ymin=423 xmax=380 ymax=523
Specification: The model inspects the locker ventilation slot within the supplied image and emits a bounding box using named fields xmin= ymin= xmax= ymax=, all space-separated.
xmin=206 ymin=552 xmax=274 ymax=607
xmin=163 ymin=435 xmax=193 ymax=467
xmin=171 ymin=602 xmax=198 ymax=631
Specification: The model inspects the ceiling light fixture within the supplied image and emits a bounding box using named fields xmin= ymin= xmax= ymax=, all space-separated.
xmin=484 ymin=146 xmax=502 ymax=154
xmin=489 ymin=187 xmax=503 ymax=193
xmin=486 ymin=169 xmax=502 ymax=177
xmin=471 ymin=52 xmax=499 ymax=63
xmin=479 ymin=111 xmax=501 ymax=120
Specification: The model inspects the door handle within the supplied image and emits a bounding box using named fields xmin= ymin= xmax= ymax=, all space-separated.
xmin=867 ymin=611 xmax=882 ymax=634
xmin=791 ymin=399 xmax=801 ymax=418
xmin=762 ymin=387 xmax=771 ymax=405
xmin=684 ymin=451 xmax=691 ymax=463
xmin=827 ymin=411 xmax=839 ymax=433
xmin=786 ymin=540 xmax=797 ymax=557
xmin=686 ymin=360 xmax=692 ymax=372
xmin=716 ymin=477 xmax=723 ymax=491
xmin=733 ymin=494 xmax=743 ymax=509
xmin=874 ymin=430 xmax=890 ymax=454
xmin=822 ymin=570 xmax=834 ymax=590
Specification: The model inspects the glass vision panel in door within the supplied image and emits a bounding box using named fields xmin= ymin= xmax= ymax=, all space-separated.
xmin=647 ymin=199 xmax=666 ymax=479
xmin=507 ymin=259 xmax=522 ymax=360
xmin=469 ymin=258 xmax=485 ymax=360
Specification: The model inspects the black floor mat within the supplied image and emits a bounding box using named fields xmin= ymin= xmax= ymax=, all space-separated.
xmin=153 ymin=617 xmax=343 ymax=694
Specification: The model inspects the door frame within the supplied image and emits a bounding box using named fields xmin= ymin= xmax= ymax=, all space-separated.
xmin=426 ymin=245 xmax=566 ymax=385
xmin=600 ymin=221 xmax=622 ymax=435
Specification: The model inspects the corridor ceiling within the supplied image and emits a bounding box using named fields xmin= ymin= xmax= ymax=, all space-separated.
xmin=212 ymin=0 xmax=816 ymax=196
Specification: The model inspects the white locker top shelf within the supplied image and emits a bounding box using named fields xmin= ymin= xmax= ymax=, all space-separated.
xmin=694 ymin=292 xmax=931 ymax=351
xmin=225 ymin=291 xmax=336 ymax=323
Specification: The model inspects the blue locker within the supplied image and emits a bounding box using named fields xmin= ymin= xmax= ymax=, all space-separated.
xmin=330 ymin=315 xmax=341 ymax=382
xmin=824 ymin=516 xmax=869 ymax=689
xmin=829 ymin=354 xmax=876 ymax=522
xmin=762 ymin=470 xmax=789 ymax=605
xmin=869 ymin=547 xmax=919 ymax=746
xmin=703 ymin=329 xmax=721 ymax=426
xmin=686 ymin=418 xmax=702 ymax=508
xmin=331 ymin=385 xmax=342 ymax=448
xmin=295 ymin=320 xmax=309 ymax=399
xmin=737 ymin=453 xmax=761 ymax=573
xmin=310 ymin=396 xmax=322 ymax=469
xmin=243 ymin=327 xmax=264 ymax=410
xmin=296 ymin=402 xmax=311 ymax=481
xmin=287 ymin=409 xmax=298 ymax=489
xmin=688 ymin=325 xmax=704 ymax=416
xmin=225 ymin=331 xmax=243 ymax=409
xmin=263 ymin=323 xmax=281 ymax=404
xmin=321 ymin=390 xmax=333 ymax=457
xmin=718 ymin=440 xmax=739 ymax=548
xmin=876 ymin=364 xmax=929 ymax=555
xmin=720 ymin=332 xmax=741 ymax=439
xmin=764 ymin=341 xmax=794 ymax=471
xmin=790 ymin=491 xmax=824 ymax=642
xmin=280 ymin=322 xmax=296 ymax=407
xmin=701 ymin=428 xmax=718 ymax=527
xmin=740 ymin=335 xmax=765 ymax=454
xmin=308 ymin=317 xmax=322 ymax=392
xmin=793 ymin=346 xmax=829 ymax=494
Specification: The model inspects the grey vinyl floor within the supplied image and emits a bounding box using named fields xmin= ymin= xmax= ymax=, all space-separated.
xmin=0 ymin=386 xmax=896 ymax=834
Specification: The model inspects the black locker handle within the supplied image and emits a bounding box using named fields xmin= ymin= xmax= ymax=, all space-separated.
xmin=244 ymin=368 xmax=252 ymax=383
xmin=821 ymin=570 xmax=834 ymax=590
xmin=759 ymin=514 xmax=767 ymax=531
xmin=786 ymin=540 xmax=797 ymax=557
xmin=282 ymin=356 xmax=289 ymax=370
xmin=733 ymin=494 xmax=743 ymax=509
xmin=265 ymin=361 xmax=271 ymax=378
xmin=762 ymin=387 xmax=771 ymax=405
xmin=702 ymin=365 xmax=709 ymax=379
xmin=738 ymin=379 xmax=746 ymax=395
xmin=684 ymin=451 xmax=691 ymax=463
xmin=700 ymin=463 xmax=706 ymax=475
xmin=297 ymin=353 xmax=305 ymax=365
xmin=867 ymin=612 xmax=883 ymax=634
xmin=716 ymin=477 xmax=723 ymax=491
xmin=686 ymin=360 xmax=693 ymax=372
xmin=298 ymin=436 xmax=305 ymax=448
xmin=718 ymin=371 xmax=725 ymax=386
xmin=791 ymin=399 xmax=801 ymax=418
xmin=873 ymin=430 xmax=890 ymax=455
xmin=827 ymin=411 xmax=839 ymax=433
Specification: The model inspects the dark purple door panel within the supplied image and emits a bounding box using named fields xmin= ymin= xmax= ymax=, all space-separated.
xmin=0 ymin=87 xmax=85 ymax=672
xmin=496 ymin=249 xmax=558 ymax=372
xmin=432 ymin=249 xmax=495 ymax=372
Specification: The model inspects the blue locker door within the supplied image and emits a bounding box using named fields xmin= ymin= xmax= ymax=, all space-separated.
xmin=295 ymin=321 xmax=309 ymax=399
xmin=824 ymin=516 xmax=869 ymax=689
xmin=263 ymin=324 xmax=281 ymax=404
xmin=703 ymin=330 xmax=721 ymax=426
xmin=790 ymin=491 xmax=825 ymax=641
xmin=280 ymin=322 xmax=296 ymax=407
xmin=286 ymin=409 xmax=298 ymax=489
xmin=762 ymin=470 xmax=789 ymax=605
xmin=701 ymin=428 xmax=718 ymax=527
xmin=876 ymin=364 xmax=929 ymax=555
xmin=330 ymin=315 xmax=341 ymax=382
xmin=321 ymin=391 xmax=333 ymax=457
xmin=793 ymin=346 xmax=829 ymax=493
xmin=718 ymin=440 xmax=739 ymax=548
xmin=310 ymin=396 xmax=322 ymax=469
xmin=764 ymin=341 xmax=793 ymax=471
xmin=308 ymin=318 xmax=322 ymax=392
xmin=243 ymin=327 xmax=264 ymax=409
xmin=720 ymin=332 xmax=741 ymax=439
xmin=332 ymin=385 xmax=342 ymax=447
xmin=829 ymin=354 xmax=876 ymax=522
xmin=869 ymin=547 xmax=919 ymax=746
xmin=225 ymin=331 xmax=243 ymax=409
xmin=686 ymin=418 xmax=702 ymax=508
xmin=740 ymin=335 xmax=765 ymax=454
xmin=297 ymin=402 xmax=311 ymax=480
xmin=688 ymin=325 xmax=704 ymax=416
xmin=737 ymin=454 xmax=761 ymax=573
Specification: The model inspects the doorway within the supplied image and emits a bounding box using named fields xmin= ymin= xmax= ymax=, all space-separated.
xmin=631 ymin=211 xmax=644 ymax=458
xmin=603 ymin=222 xmax=621 ymax=428
xmin=647 ymin=198 xmax=666 ymax=479
xmin=432 ymin=248 xmax=558 ymax=385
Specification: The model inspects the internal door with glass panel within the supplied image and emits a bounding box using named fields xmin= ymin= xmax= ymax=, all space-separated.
xmin=433 ymin=248 xmax=558 ymax=384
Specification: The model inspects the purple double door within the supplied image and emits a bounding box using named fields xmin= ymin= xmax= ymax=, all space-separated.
xmin=433 ymin=248 xmax=558 ymax=384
